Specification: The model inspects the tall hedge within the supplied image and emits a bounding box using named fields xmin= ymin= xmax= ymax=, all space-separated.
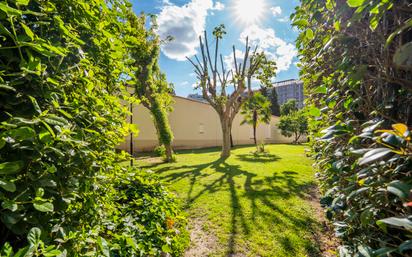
xmin=293 ymin=0 xmax=412 ymax=255
xmin=0 ymin=0 xmax=187 ymax=255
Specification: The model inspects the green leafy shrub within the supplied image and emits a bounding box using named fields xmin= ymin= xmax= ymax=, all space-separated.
xmin=154 ymin=145 xmax=166 ymax=157
xmin=0 ymin=0 xmax=187 ymax=255
xmin=277 ymin=110 xmax=308 ymax=144
xmin=256 ymin=143 xmax=266 ymax=154
xmin=293 ymin=0 xmax=412 ymax=255
xmin=104 ymin=169 xmax=189 ymax=256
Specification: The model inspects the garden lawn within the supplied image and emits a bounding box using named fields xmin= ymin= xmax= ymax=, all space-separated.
xmin=138 ymin=144 xmax=326 ymax=257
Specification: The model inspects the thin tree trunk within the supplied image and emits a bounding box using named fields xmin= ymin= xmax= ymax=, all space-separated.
xmin=221 ymin=117 xmax=232 ymax=159
xmin=129 ymin=101 xmax=134 ymax=166
xmin=296 ymin=133 xmax=302 ymax=144
xmin=294 ymin=132 xmax=301 ymax=144
xmin=253 ymin=110 xmax=257 ymax=146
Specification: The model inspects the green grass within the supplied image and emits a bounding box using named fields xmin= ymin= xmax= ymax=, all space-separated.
xmin=137 ymin=144 xmax=323 ymax=257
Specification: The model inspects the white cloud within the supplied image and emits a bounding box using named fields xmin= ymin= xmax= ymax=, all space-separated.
xmin=180 ymin=81 xmax=189 ymax=86
xmin=212 ymin=1 xmax=225 ymax=11
xmin=270 ymin=6 xmax=282 ymax=16
xmin=239 ymin=25 xmax=297 ymax=72
xmin=277 ymin=17 xmax=289 ymax=23
xmin=157 ymin=0 xmax=215 ymax=61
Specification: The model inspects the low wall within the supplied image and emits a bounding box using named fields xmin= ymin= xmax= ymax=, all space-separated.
xmin=117 ymin=96 xmax=305 ymax=153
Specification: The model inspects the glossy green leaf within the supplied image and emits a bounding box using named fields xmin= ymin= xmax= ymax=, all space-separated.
xmin=2 ymin=199 xmax=18 ymax=211
xmin=306 ymin=29 xmax=314 ymax=40
xmin=314 ymin=86 xmax=327 ymax=94
xmin=292 ymin=19 xmax=309 ymax=28
xmin=387 ymin=181 xmax=412 ymax=200
xmin=373 ymin=247 xmax=396 ymax=256
xmin=0 ymin=3 xmax=22 ymax=16
xmin=358 ymin=148 xmax=392 ymax=165
xmin=377 ymin=217 xmax=412 ymax=231
xmin=0 ymin=179 xmax=16 ymax=192
xmin=358 ymin=245 xmax=372 ymax=257
xmin=27 ymin=227 xmax=41 ymax=246
xmin=162 ymin=244 xmax=171 ymax=253
xmin=0 ymin=161 xmax=24 ymax=175
xmin=42 ymin=246 xmax=62 ymax=257
xmin=0 ymin=242 xmax=13 ymax=257
xmin=21 ymin=23 xmax=34 ymax=40
xmin=16 ymin=0 xmax=30 ymax=6
xmin=7 ymin=126 xmax=36 ymax=141
xmin=399 ymin=240 xmax=412 ymax=253
xmin=29 ymin=96 xmax=41 ymax=114
xmin=39 ymin=130 xmax=53 ymax=143
xmin=309 ymin=107 xmax=321 ymax=117
xmin=33 ymin=201 xmax=54 ymax=212
xmin=347 ymin=0 xmax=366 ymax=7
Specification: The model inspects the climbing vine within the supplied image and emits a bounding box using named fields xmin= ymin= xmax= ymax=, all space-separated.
xmin=127 ymin=12 xmax=175 ymax=162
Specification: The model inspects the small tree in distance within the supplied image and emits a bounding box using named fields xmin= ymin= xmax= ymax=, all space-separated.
xmin=240 ymin=92 xmax=271 ymax=146
xmin=278 ymin=109 xmax=308 ymax=143
xmin=187 ymin=25 xmax=275 ymax=158
xmin=280 ymin=99 xmax=298 ymax=116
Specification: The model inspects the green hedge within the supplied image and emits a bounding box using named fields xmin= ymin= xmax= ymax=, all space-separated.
xmin=293 ymin=0 xmax=412 ymax=255
xmin=0 ymin=0 xmax=187 ymax=255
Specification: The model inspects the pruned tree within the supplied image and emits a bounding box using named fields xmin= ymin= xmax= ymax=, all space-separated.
xmin=127 ymin=13 xmax=175 ymax=162
xmin=240 ymin=92 xmax=271 ymax=146
xmin=187 ymin=25 xmax=268 ymax=158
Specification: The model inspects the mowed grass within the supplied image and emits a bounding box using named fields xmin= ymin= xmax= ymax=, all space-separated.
xmin=137 ymin=144 xmax=323 ymax=257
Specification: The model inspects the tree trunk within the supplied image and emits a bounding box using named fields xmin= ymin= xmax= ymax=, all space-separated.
xmin=253 ymin=110 xmax=257 ymax=146
xmin=148 ymin=100 xmax=174 ymax=162
xmin=221 ymin=117 xmax=232 ymax=159
xmin=294 ymin=132 xmax=301 ymax=144
xmin=129 ymin=101 xmax=134 ymax=166
xmin=153 ymin=121 xmax=174 ymax=162
xmin=164 ymin=143 xmax=174 ymax=162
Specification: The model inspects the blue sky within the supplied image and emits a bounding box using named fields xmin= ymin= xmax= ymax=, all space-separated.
xmin=131 ymin=0 xmax=300 ymax=96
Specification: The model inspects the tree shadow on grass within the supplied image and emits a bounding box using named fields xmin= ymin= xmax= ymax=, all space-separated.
xmin=153 ymin=155 xmax=321 ymax=256
xmin=235 ymin=153 xmax=281 ymax=163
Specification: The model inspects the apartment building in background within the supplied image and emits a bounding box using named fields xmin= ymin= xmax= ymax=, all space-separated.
xmin=273 ymin=79 xmax=305 ymax=108
xmin=187 ymin=93 xmax=207 ymax=103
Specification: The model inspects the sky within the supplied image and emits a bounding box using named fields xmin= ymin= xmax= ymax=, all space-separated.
xmin=131 ymin=0 xmax=301 ymax=97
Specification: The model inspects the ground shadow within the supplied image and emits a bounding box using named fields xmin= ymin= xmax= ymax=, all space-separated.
xmin=151 ymin=153 xmax=322 ymax=256
xmin=235 ymin=153 xmax=281 ymax=163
